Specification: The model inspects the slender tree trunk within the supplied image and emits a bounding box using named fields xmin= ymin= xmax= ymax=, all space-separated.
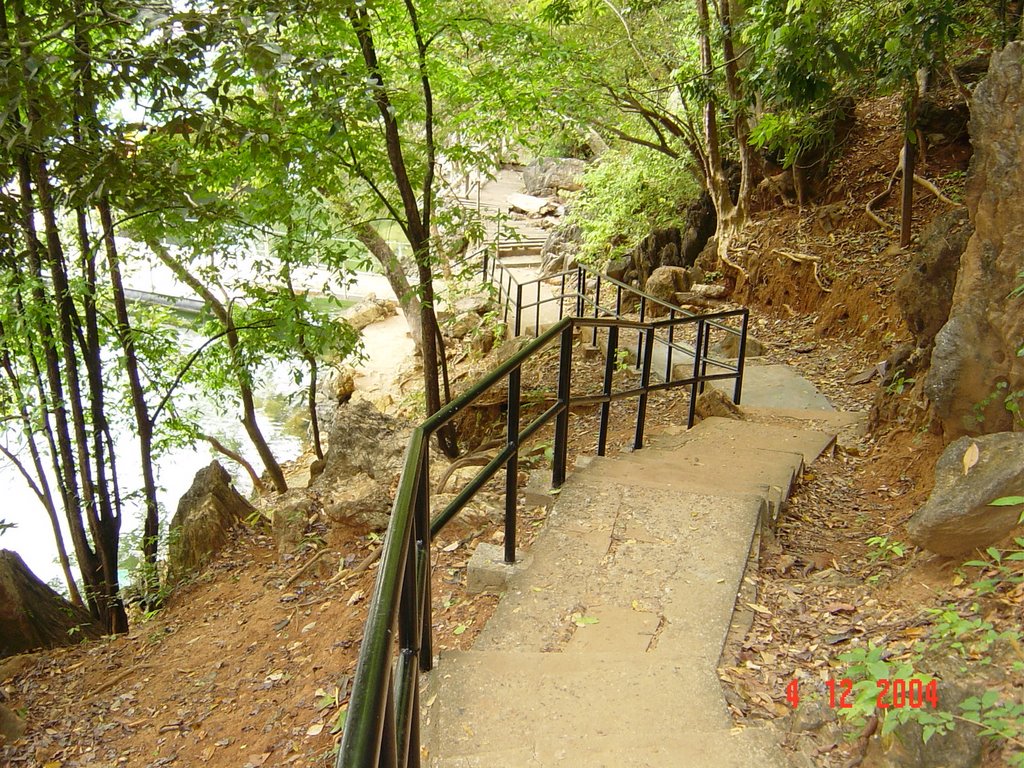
xmin=283 ymin=269 xmax=325 ymax=461
xmin=0 ymin=329 xmax=83 ymax=606
xmin=900 ymin=90 xmax=918 ymax=249
xmin=147 ymin=239 xmax=289 ymax=492
xmin=100 ymin=202 xmax=162 ymax=578
xmin=346 ymin=2 xmax=457 ymax=457
xmin=329 ymin=196 xmax=424 ymax=354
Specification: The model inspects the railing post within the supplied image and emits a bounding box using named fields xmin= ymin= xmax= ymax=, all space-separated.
xmin=666 ymin=309 xmax=676 ymax=382
xmin=380 ymin=681 xmax=398 ymax=768
xmin=699 ymin=321 xmax=712 ymax=394
xmin=575 ymin=265 xmax=585 ymax=317
xmin=559 ymin=271 xmax=568 ymax=321
xmin=553 ymin=324 xmax=574 ymax=488
xmin=416 ymin=450 xmax=432 ymax=672
xmin=734 ymin=309 xmax=749 ymax=405
xmin=514 ymin=283 xmax=523 ymax=337
xmin=688 ymin=320 xmax=706 ymax=428
xmin=598 ymin=325 xmax=619 ymax=456
xmin=591 ymin=276 xmax=601 ymax=346
xmin=535 ymin=280 xmax=541 ymax=336
xmin=634 ymin=327 xmax=655 ymax=450
xmin=504 ymin=367 xmax=521 ymax=564
xmin=636 ymin=296 xmax=646 ymax=369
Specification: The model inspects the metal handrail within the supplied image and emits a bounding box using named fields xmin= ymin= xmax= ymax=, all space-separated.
xmin=336 ymin=304 xmax=749 ymax=768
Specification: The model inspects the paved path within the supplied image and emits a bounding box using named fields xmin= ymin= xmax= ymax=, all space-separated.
xmin=475 ymin=169 xmax=567 ymax=337
xmin=425 ymin=172 xmax=865 ymax=766
xmin=425 ymin=399 xmax=859 ymax=766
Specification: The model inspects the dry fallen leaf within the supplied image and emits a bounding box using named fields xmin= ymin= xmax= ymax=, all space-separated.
xmin=306 ymin=722 xmax=325 ymax=737
xmin=963 ymin=442 xmax=980 ymax=475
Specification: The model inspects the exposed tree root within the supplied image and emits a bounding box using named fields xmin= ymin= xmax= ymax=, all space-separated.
xmin=284 ymin=547 xmax=336 ymax=588
xmin=200 ymin=433 xmax=267 ymax=493
xmin=865 ymin=156 xmax=962 ymax=231
xmin=436 ymin=438 xmax=503 ymax=494
xmin=773 ymin=249 xmax=832 ymax=293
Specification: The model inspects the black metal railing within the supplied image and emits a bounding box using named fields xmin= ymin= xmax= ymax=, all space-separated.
xmin=480 ymin=245 xmax=579 ymax=337
xmin=478 ymin=245 xmax=748 ymax=402
xmin=336 ymin=304 xmax=749 ymax=768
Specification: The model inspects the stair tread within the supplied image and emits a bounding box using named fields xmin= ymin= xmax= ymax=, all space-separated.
xmin=430 ymin=727 xmax=790 ymax=768
xmin=647 ymin=416 xmax=835 ymax=463
xmin=426 ymin=650 xmax=733 ymax=760
xmin=475 ymin=485 xmax=764 ymax=657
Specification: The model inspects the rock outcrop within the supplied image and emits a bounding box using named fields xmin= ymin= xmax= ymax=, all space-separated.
xmin=539 ymin=221 xmax=581 ymax=278
xmin=0 ymin=550 xmax=103 ymax=657
xmin=924 ymin=43 xmax=1024 ymax=438
xmin=907 ymin=433 xmax=1024 ymax=556
xmin=643 ymin=265 xmax=691 ymax=314
xmin=343 ymin=293 xmax=398 ymax=331
xmin=314 ymin=365 xmax=356 ymax=437
xmin=313 ymin=401 xmax=409 ymax=530
xmin=522 ymin=157 xmax=587 ymax=196
xmin=167 ymin=462 xmax=254 ymax=584
xmin=896 ymin=208 xmax=973 ymax=350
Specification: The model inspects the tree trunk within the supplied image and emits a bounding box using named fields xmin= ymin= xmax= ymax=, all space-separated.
xmin=0 ymin=550 xmax=104 ymax=658
xmin=900 ymin=90 xmax=918 ymax=249
xmin=147 ymin=238 xmax=289 ymax=492
xmin=0 ymin=337 xmax=83 ymax=607
xmin=100 ymin=201 xmax=162 ymax=585
xmin=346 ymin=2 xmax=458 ymax=458
xmin=350 ymin=210 xmax=424 ymax=354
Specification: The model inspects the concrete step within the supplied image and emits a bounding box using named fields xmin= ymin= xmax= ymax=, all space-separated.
xmin=429 ymin=727 xmax=789 ymax=768
xmin=714 ymin=362 xmax=835 ymax=411
xmin=579 ymin=444 xmax=802 ymax=521
xmin=497 ymin=253 xmax=544 ymax=268
xmin=647 ymin=415 xmax=836 ymax=465
xmin=474 ymin=484 xmax=765 ymax=660
xmin=425 ymin=650 xmax=733 ymax=763
xmin=740 ymin=406 xmax=869 ymax=447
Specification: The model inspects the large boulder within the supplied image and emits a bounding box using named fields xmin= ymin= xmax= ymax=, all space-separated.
xmin=862 ymin=653 xmax=988 ymax=768
xmin=924 ymin=44 xmax=1024 ymax=439
xmin=0 ymin=550 xmax=103 ymax=657
xmin=907 ymin=433 xmax=1024 ymax=556
xmin=539 ymin=221 xmax=582 ymax=278
xmin=167 ymin=462 xmax=254 ymax=584
xmin=313 ymin=401 xmax=410 ymax=531
xmin=522 ymin=157 xmax=587 ymax=196
xmin=0 ymin=702 xmax=25 ymax=745
xmin=343 ymin=293 xmax=398 ymax=331
xmin=895 ymin=208 xmax=973 ymax=349
xmin=643 ymin=266 xmax=692 ymax=316
xmin=314 ymin=365 xmax=356 ymax=437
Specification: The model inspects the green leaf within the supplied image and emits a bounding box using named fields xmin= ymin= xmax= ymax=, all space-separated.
xmin=330 ymin=706 xmax=348 ymax=735
xmin=989 ymin=496 xmax=1024 ymax=506
xmin=573 ymin=615 xmax=600 ymax=626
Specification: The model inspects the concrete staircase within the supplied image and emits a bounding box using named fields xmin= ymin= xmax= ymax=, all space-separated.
xmin=424 ymin=410 xmax=846 ymax=767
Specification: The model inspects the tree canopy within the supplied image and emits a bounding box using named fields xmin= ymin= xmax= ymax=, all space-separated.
xmin=0 ymin=0 xmax=1014 ymax=631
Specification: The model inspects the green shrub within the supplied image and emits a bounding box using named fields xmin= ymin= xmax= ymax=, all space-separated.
xmin=569 ymin=148 xmax=699 ymax=266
